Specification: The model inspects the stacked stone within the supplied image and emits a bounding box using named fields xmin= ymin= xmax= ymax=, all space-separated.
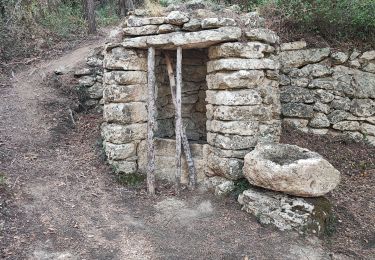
xmin=154 ymin=50 xmax=208 ymax=141
xmin=74 ymin=47 xmax=104 ymax=110
xmin=204 ymin=33 xmax=281 ymax=181
xmin=279 ymin=42 xmax=375 ymax=145
xmin=101 ymin=45 xmax=148 ymax=174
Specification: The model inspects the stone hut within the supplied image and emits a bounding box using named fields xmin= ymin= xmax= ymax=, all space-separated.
xmin=101 ymin=10 xmax=281 ymax=184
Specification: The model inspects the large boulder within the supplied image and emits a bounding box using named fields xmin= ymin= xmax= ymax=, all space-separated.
xmin=243 ymin=143 xmax=340 ymax=197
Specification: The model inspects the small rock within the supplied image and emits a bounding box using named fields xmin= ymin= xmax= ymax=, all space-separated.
xmin=166 ymin=11 xmax=189 ymax=25
xmin=309 ymin=113 xmax=330 ymax=128
xmin=241 ymin=12 xmax=265 ymax=28
xmin=245 ymin=28 xmax=279 ymax=45
xmin=333 ymin=121 xmax=360 ymax=131
xmin=158 ymin=24 xmax=179 ymax=34
xmin=54 ymin=66 xmax=70 ymax=75
xmin=182 ymin=18 xmax=201 ymax=31
xmin=215 ymin=180 xmax=235 ymax=196
xmin=280 ymin=41 xmax=307 ymax=51
xmin=201 ymin=17 xmax=236 ymax=29
xmin=331 ymin=51 xmax=348 ymax=64
xmin=74 ymin=68 xmax=92 ymax=77
xmin=360 ymin=50 xmax=375 ymax=61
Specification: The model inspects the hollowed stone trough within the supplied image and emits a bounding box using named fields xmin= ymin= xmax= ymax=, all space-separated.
xmin=243 ymin=143 xmax=341 ymax=197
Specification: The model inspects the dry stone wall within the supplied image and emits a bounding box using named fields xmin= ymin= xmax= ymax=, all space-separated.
xmin=279 ymin=43 xmax=375 ymax=145
xmin=101 ymin=10 xmax=282 ymax=183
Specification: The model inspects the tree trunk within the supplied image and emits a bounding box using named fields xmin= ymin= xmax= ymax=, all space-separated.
xmin=175 ymin=47 xmax=183 ymax=194
xmin=86 ymin=0 xmax=96 ymax=34
xmin=147 ymin=47 xmax=156 ymax=196
xmin=164 ymin=52 xmax=197 ymax=190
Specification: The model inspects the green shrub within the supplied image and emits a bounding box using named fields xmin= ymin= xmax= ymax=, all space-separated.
xmin=96 ymin=3 xmax=120 ymax=26
xmin=267 ymin=0 xmax=375 ymax=43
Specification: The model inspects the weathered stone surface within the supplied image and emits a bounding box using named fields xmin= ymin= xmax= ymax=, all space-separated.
xmin=101 ymin=123 xmax=147 ymax=144
xmin=208 ymin=42 xmax=274 ymax=59
xmin=327 ymin=110 xmax=351 ymax=124
xmin=309 ymin=128 xmax=329 ymax=135
xmin=204 ymin=145 xmax=250 ymax=159
xmin=350 ymin=99 xmax=375 ymax=117
xmin=123 ymin=25 xmax=159 ymax=36
xmin=316 ymin=89 xmax=335 ymax=103
xmin=182 ymin=18 xmax=201 ymax=31
xmin=206 ymin=150 xmax=244 ymax=180
xmin=74 ymin=68 xmax=92 ymax=77
xmin=289 ymin=64 xmax=332 ymax=78
xmin=207 ymin=58 xmax=279 ymax=73
xmin=280 ymin=86 xmax=314 ymax=103
xmin=207 ymin=120 xmax=259 ymax=136
xmin=244 ymin=29 xmax=279 ymax=44
xmin=146 ymin=27 xmax=242 ymax=49
xmin=314 ymin=102 xmax=331 ymax=114
xmin=309 ymin=78 xmax=337 ymax=90
xmin=290 ymin=78 xmax=309 ymax=88
xmin=125 ymin=16 xmax=165 ymax=27
xmin=134 ymin=9 xmax=149 ymax=16
xmin=166 ymin=11 xmax=189 ymax=25
xmin=333 ymin=121 xmax=360 ymax=131
xmin=158 ymin=24 xmax=180 ymax=34
xmin=206 ymin=70 xmax=265 ymax=89
xmin=215 ymin=180 xmax=235 ymax=196
xmin=78 ymin=76 xmax=95 ymax=87
xmin=104 ymin=103 xmax=147 ymax=124
xmin=309 ymin=113 xmax=330 ymax=128
xmin=350 ymin=50 xmax=361 ymax=60
xmin=361 ymin=123 xmax=375 ymax=136
xmin=238 ymin=188 xmax=334 ymax=234
xmin=243 ymin=143 xmax=340 ymax=197
xmin=206 ymin=89 xmax=262 ymax=106
xmin=201 ymin=18 xmax=236 ymax=29
xmin=280 ymin=41 xmax=307 ymax=51
xmin=137 ymin=139 xmax=205 ymax=184
xmin=203 ymin=176 xmax=228 ymax=190
xmin=282 ymin=103 xmax=314 ymax=118
xmin=331 ymin=97 xmax=351 ymax=111
xmin=258 ymin=121 xmax=282 ymax=143
xmin=207 ymin=132 xmax=257 ymax=150
xmin=110 ymin=160 xmax=137 ymax=174
xmin=363 ymin=63 xmax=375 ymax=73
xmin=331 ymin=51 xmax=348 ymax=64
xmin=360 ymin=50 xmax=375 ymax=60
xmin=283 ymin=118 xmax=309 ymax=130
xmin=104 ymin=142 xmax=137 ymax=160
xmin=333 ymin=66 xmax=375 ymax=99
xmin=87 ymin=83 xmax=104 ymax=99
xmin=104 ymin=71 xmax=147 ymax=85
xmin=280 ymin=48 xmax=330 ymax=68
xmin=104 ymin=47 xmax=147 ymax=71
xmin=241 ymin=12 xmax=265 ymax=28
xmin=206 ymin=104 xmax=273 ymax=121
xmin=103 ymin=84 xmax=147 ymax=103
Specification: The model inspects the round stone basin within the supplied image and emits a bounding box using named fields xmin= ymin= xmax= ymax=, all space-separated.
xmin=243 ymin=143 xmax=341 ymax=197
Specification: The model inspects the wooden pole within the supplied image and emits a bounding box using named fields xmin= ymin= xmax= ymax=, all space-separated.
xmin=175 ymin=47 xmax=183 ymax=193
xmin=147 ymin=47 xmax=156 ymax=195
xmin=164 ymin=52 xmax=197 ymax=190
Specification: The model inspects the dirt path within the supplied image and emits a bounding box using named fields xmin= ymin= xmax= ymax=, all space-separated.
xmin=0 ymin=41 xmax=339 ymax=260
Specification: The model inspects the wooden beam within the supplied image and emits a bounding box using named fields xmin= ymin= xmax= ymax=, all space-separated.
xmin=164 ymin=52 xmax=197 ymax=190
xmin=175 ymin=47 xmax=183 ymax=193
xmin=147 ymin=47 xmax=156 ymax=195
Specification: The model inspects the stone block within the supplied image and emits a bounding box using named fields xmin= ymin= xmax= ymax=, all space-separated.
xmin=333 ymin=121 xmax=360 ymax=131
xmin=361 ymin=123 xmax=375 ymax=136
xmin=104 ymin=47 xmax=147 ymax=71
xmin=158 ymin=24 xmax=180 ymax=34
xmin=206 ymin=89 xmax=262 ymax=106
xmin=207 ymin=132 xmax=257 ymax=150
xmin=103 ymin=84 xmax=147 ymax=103
xmin=206 ymin=104 xmax=274 ymax=121
xmin=280 ymin=86 xmax=314 ymax=103
xmin=125 ymin=16 xmax=165 ymax=27
xmin=87 ymin=82 xmax=104 ymax=99
xmin=280 ymin=41 xmax=307 ymax=51
xmin=206 ymin=70 xmax=265 ymax=90
xmin=244 ymin=28 xmax=279 ymax=44
xmin=309 ymin=113 xmax=330 ymax=128
xmin=208 ymin=42 xmax=274 ymax=59
xmin=123 ymin=25 xmax=159 ymax=36
xmin=182 ymin=18 xmax=201 ymax=31
xmin=201 ymin=18 xmax=236 ymax=29
xmin=166 ymin=11 xmax=189 ymax=25
xmin=281 ymin=103 xmax=314 ymax=118
xmin=327 ymin=110 xmax=351 ymax=124
xmin=104 ymin=102 xmax=147 ymax=124
xmin=206 ymin=150 xmax=244 ymax=180
xmin=110 ymin=160 xmax=137 ymax=174
xmin=104 ymin=142 xmax=137 ymax=160
xmin=350 ymin=99 xmax=375 ymax=117
xmin=104 ymin=71 xmax=147 ymax=85
xmin=207 ymin=120 xmax=259 ymax=136
xmin=207 ymin=58 xmax=279 ymax=73
xmin=280 ymin=48 xmax=330 ymax=68
xmin=101 ymin=123 xmax=147 ymax=144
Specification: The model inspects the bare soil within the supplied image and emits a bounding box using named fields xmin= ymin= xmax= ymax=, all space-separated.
xmin=0 ymin=40 xmax=373 ymax=259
